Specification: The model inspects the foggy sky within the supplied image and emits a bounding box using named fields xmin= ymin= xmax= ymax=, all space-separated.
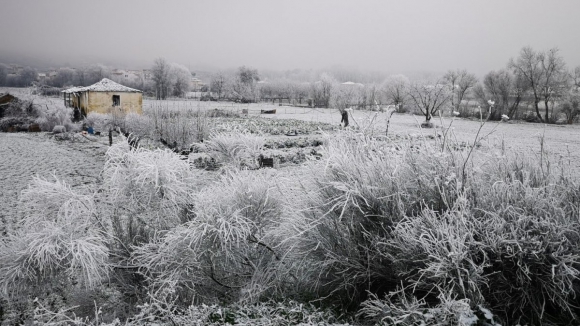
xmin=1 ymin=0 xmax=579 ymax=76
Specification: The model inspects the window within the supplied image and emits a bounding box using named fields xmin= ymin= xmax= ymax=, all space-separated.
xmin=112 ymin=95 xmax=120 ymax=107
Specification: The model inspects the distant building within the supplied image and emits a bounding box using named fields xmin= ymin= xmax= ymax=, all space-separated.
xmin=143 ymin=69 xmax=152 ymax=80
xmin=341 ymin=81 xmax=364 ymax=87
xmin=62 ymin=78 xmax=142 ymax=116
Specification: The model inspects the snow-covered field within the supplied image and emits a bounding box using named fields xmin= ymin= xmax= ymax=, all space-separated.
xmin=3 ymin=96 xmax=580 ymax=227
xmin=0 ymin=132 xmax=110 ymax=232
xmin=144 ymin=98 xmax=580 ymax=171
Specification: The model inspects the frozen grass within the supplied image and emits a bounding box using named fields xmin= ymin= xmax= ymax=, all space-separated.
xmin=101 ymin=138 xmax=199 ymax=232
xmin=4 ymin=112 xmax=580 ymax=324
xmin=201 ymin=131 xmax=265 ymax=170
xmin=133 ymin=169 xmax=285 ymax=305
xmin=275 ymin=129 xmax=580 ymax=324
xmin=0 ymin=177 xmax=109 ymax=297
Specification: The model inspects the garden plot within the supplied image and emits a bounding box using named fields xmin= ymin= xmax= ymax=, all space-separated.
xmin=143 ymin=98 xmax=580 ymax=172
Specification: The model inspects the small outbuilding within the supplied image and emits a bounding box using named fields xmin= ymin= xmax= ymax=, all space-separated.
xmin=62 ymin=78 xmax=142 ymax=116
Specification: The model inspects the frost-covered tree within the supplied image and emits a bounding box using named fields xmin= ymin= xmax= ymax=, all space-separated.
xmin=381 ymin=74 xmax=410 ymax=110
xmin=481 ymin=70 xmax=512 ymax=119
xmin=152 ymin=58 xmax=170 ymax=100
xmin=508 ymin=46 xmax=567 ymax=122
xmin=408 ymin=79 xmax=452 ymax=126
xmin=210 ymin=72 xmax=228 ymax=100
xmin=51 ymin=67 xmax=75 ymax=87
xmin=19 ymin=66 xmax=38 ymax=87
xmin=444 ymin=69 xmax=477 ymax=111
xmin=572 ymin=66 xmax=580 ymax=88
xmin=232 ymin=66 xmax=260 ymax=102
xmin=169 ymin=63 xmax=191 ymax=97
xmin=310 ymin=73 xmax=335 ymax=108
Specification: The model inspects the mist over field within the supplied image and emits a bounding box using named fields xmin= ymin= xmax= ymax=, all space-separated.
xmin=1 ymin=0 xmax=579 ymax=75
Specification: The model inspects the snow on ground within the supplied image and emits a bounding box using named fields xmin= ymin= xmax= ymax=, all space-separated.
xmin=0 ymin=132 xmax=110 ymax=231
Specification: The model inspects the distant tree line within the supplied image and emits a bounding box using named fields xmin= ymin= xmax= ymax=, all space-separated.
xmin=202 ymin=46 xmax=579 ymax=124
xmin=2 ymin=46 xmax=579 ymax=123
xmin=0 ymin=64 xmax=38 ymax=87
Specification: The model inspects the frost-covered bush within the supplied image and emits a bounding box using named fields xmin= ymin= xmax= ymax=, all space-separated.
xmin=84 ymin=112 xmax=110 ymax=131
xmin=124 ymin=112 xmax=153 ymax=138
xmin=277 ymin=130 xmax=580 ymax=325
xmin=360 ymin=291 xmax=500 ymax=326
xmin=35 ymin=104 xmax=74 ymax=131
xmin=125 ymin=299 xmax=350 ymax=326
xmin=133 ymin=169 xmax=285 ymax=304
xmin=277 ymin=131 xmax=461 ymax=307
xmin=101 ymin=139 xmax=198 ymax=233
xmin=0 ymin=177 xmax=109 ymax=296
xmin=203 ymin=131 xmax=265 ymax=170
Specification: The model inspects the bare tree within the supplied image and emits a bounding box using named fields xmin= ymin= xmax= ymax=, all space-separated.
xmin=507 ymin=72 xmax=530 ymax=118
xmin=509 ymin=46 xmax=567 ymax=122
xmin=331 ymin=82 xmax=362 ymax=112
xmin=407 ymin=80 xmax=452 ymax=126
xmin=152 ymin=58 xmax=170 ymax=100
xmin=443 ymin=70 xmax=459 ymax=109
xmin=210 ymin=72 xmax=228 ymax=100
xmin=482 ymin=70 xmax=511 ymax=119
xmin=381 ymin=74 xmax=410 ymax=110
xmin=540 ymin=48 xmax=568 ymax=122
xmin=444 ymin=69 xmax=477 ymax=111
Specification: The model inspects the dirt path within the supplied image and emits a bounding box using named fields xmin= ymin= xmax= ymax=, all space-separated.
xmin=0 ymin=132 xmax=109 ymax=230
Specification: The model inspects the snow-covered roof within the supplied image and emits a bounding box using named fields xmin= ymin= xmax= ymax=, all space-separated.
xmin=62 ymin=78 xmax=142 ymax=93
xmin=341 ymin=81 xmax=364 ymax=87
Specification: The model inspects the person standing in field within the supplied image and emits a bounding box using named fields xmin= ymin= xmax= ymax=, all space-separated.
xmin=340 ymin=109 xmax=349 ymax=127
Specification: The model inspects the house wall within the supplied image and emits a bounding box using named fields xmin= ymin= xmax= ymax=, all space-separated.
xmin=77 ymin=93 xmax=88 ymax=114
xmin=86 ymin=92 xmax=143 ymax=115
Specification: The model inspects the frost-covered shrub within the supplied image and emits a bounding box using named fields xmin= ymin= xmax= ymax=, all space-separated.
xmin=1 ymin=99 xmax=39 ymax=118
xmin=36 ymin=105 xmax=73 ymax=131
xmin=126 ymin=297 xmax=349 ymax=326
xmin=0 ymin=177 xmax=109 ymax=296
xmin=133 ymin=169 xmax=284 ymax=304
xmin=277 ymin=131 xmax=461 ymax=307
xmin=203 ymin=131 xmax=265 ymax=170
xmin=101 ymin=139 xmax=198 ymax=233
xmin=124 ymin=112 xmax=153 ymax=138
xmin=360 ymin=291 xmax=500 ymax=326
xmin=84 ymin=112 xmax=110 ymax=131
xmin=278 ymin=130 xmax=580 ymax=325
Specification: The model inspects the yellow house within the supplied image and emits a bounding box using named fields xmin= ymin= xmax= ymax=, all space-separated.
xmin=62 ymin=78 xmax=142 ymax=116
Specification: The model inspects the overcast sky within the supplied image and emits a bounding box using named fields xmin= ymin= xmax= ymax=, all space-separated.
xmin=1 ymin=0 xmax=579 ymax=76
